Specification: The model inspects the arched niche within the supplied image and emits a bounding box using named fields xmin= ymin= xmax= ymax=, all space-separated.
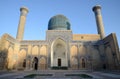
xmin=7 ymin=47 xmax=14 ymax=69
xmin=51 ymin=38 xmax=68 ymax=68
xmin=71 ymin=57 xmax=78 ymax=69
xmin=79 ymin=45 xmax=86 ymax=56
xmin=70 ymin=45 xmax=78 ymax=57
xmin=5 ymin=41 xmax=10 ymax=49
xmin=105 ymin=46 xmax=114 ymax=69
xmin=40 ymin=45 xmax=47 ymax=56
xmin=18 ymin=49 xmax=26 ymax=68
xmin=90 ymin=46 xmax=101 ymax=69
xmin=39 ymin=57 xmax=46 ymax=70
xmin=32 ymin=46 xmax=38 ymax=56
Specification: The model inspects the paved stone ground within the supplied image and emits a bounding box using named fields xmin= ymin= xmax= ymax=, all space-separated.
xmin=0 ymin=70 xmax=120 ymax=79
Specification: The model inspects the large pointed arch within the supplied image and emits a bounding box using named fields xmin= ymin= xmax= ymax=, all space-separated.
xmin=51 ymin=38 xmax=68 ymax=68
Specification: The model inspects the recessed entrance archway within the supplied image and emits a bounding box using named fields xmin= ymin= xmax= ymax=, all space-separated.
xmin=51 ymin=38 xmax=68 ymax=69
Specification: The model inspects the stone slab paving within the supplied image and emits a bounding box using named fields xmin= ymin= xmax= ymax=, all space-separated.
xmin=0 ymin=70 xmax=120 ymax=79
xmin=91 ymin=72 xmax=120 ymax=79
xmin=45 ymin=78 xmax=71 ymax=79
xmin=100 ymin=73 xmax=120 ymax=78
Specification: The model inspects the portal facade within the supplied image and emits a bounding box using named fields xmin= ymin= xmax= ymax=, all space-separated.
xmin=0 ymin=5 xmax=120 ymax=70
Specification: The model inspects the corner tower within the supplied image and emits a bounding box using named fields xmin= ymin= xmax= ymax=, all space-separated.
xmin=93 ymin=5 xmax=105 ymax=39
xmin=16 ymin=7 xmax=29 ymax=40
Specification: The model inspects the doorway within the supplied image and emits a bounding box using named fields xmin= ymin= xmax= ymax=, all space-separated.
xmin=33 ymin=57 xmax=38 ymax=70
xmin=82 ymin=58 xmax=85 ymax=68
xmin=58 ymin=59 xmax=61 ymax=67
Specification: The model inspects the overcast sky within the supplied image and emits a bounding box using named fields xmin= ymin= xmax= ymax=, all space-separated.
xmin=0 ymin=0 xmax=120 ymax=47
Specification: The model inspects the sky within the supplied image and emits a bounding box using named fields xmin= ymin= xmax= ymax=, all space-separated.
xmin=0 ymin=0 xmax=120 ymax=47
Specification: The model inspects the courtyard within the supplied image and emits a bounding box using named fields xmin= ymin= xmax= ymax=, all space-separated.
xmin=0 ymin=70 xmax=120 ymax=79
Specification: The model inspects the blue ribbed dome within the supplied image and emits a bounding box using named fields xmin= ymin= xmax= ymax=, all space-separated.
xmin=48 ymin=15 xmax=71 ymax=30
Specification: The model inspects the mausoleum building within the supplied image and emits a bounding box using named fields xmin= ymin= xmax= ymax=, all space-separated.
xmin=0 ymin=5 xmax=120 ymax=70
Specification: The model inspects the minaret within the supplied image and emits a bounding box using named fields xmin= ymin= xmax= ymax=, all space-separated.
xmin=93 ymin=5 xmax=105 ymax=39
xmin=16 ymin=7 xmax=29 ymax=41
